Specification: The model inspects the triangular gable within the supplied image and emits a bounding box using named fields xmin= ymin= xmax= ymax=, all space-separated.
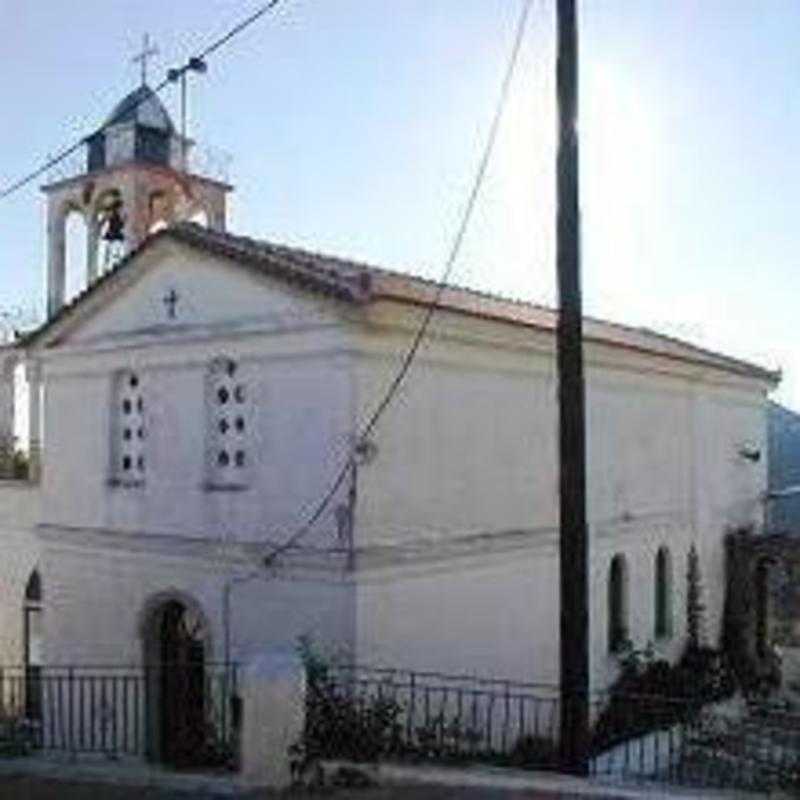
xmin=25 ymin=228 xmax=363 ymax=349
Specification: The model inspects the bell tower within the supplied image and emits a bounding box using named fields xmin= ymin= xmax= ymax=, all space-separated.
xmin=41 ymin=79 xmax=232 ymax=318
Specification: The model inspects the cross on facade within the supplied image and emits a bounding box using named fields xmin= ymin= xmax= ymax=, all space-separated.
xmin=132 ymin=33 xmax=158 ymax=86
xmin=162 ymin=288 xmax=179 ymax=319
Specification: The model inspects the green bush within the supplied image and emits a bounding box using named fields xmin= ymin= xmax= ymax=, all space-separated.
xmin=291 ymin=638 xmax=404 ymax=774
xmin=0 ymin=440 xmax=28 ymax=481
xmin=503 ymin=734 xmax=560 ymax=769
xmin=591 ymin=643 xmax=736 ymax=752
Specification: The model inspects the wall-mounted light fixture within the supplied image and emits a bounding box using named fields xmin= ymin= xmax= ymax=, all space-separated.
xmin=738 ymin=445 xmax=761 ymax=463
xmin=353 ymin=437 xmax=378 ymax=466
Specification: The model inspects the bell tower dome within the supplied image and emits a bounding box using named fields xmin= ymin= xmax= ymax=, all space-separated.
xmin=41 ymin=82 xmax=232 ymax=318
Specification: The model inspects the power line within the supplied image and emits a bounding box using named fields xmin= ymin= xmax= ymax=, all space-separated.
xmin=198 ymin=0 xmax=281 ymax=60
xmin=263 ymin=0 xmax=535 ymax=566
xmin=0 ymin=0 xmax=283 ymax=201
xmin=0 ymin=141 xmax=86 ymax=201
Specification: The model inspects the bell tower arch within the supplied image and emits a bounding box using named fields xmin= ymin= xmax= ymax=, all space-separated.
xmin=41 ymin=83 xmax=232 ymax=319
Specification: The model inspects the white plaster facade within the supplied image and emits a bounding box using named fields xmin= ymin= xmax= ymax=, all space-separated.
xmin=351 ymin=297 xmax=772 ymax=690
xmin=0 ymin=226 xmax=777 ymax=702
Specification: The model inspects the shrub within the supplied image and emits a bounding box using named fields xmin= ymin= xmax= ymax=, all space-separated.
xmin=504 ymin=734 xmax=560 ymax=769
xmin=686 ymin=544 xmax=706 ymax=651
xmin=291 ymin=638 xmax=404 ymax=776
xmin=591 ymin=643 xmax=735 ymax=753
xmin=0 ymin=434 xmax=28 ymax=481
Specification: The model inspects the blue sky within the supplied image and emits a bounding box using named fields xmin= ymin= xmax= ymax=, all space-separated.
xmin=1 ymin=1 xmax=798 ymax=407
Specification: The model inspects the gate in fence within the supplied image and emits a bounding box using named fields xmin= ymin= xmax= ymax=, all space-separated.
xmin=0 ymin=663 xmax=240 ymax=768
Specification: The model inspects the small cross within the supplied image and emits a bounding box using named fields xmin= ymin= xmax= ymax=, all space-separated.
xmin=163 ymin=288 xmax=179 ymax=319
xmin=132 ymin=33 xmax=159 ymax=86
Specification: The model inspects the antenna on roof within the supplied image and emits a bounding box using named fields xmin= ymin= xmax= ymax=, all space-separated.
xmin=167 ymin=58 xmax=208 ymax=173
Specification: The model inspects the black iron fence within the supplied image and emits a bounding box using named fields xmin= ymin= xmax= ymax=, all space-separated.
xmin=0 ymin=664 xmax=240 ymax=767
xmin=303 ymin=664 xmax=561 ymax=767
xmin=589 ymin=692 xmax=800 ymax=792
xmin=302 ymin=664 xmax=800 ymax=793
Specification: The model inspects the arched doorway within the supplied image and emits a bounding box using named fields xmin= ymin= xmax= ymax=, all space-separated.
xmin=143 ymin=597 xmax=209 ymax=766
xmin=23 ymin=570 xmax=43 ymax=721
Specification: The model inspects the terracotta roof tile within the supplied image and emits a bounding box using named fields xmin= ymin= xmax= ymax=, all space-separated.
xmin=20 ymin=222 xmax=781 ymax=384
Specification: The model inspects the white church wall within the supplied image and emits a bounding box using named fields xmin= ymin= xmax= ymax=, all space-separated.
xmin=354 ymin=543 xmax=560 ymax=686
xmin=25 ymin=244 xmax=772 ymax=693
xmin=65 ymin=241 xmax=336 ymax=344
xmin=0 ymin=352 xmax=42 ymax=665
xmin=40 ymin=343 xmax=352 ymax=543
xmin=0 ymin=351 xmax=17 ymax=447
xmin=38 ymin=246 xmax=358 ymax=549
xmin=0 ymin=517 xmax=40 ymax=664
xmin=39 ymin=540 xmax=354 ymax=667
xmin=692 ymin=389 xmax=768 ymax=646
xmin=353 ymin=324 xmax=559 ymax=548
xmin=590 ymin=523 xmax=694 ymax=692
xmin=0 ymin=482 xmax=40 ymax=531
xmin=353 ymin=524 xmax=695 ymax=692
xmin=351 ymin=301 xmax=771 ymax=689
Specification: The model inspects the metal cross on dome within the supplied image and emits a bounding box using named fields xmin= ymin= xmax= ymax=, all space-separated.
xmin=132 ymin=33 xmax=158 ymax=86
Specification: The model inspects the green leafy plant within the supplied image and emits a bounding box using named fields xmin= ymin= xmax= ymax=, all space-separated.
xmin=504 ymin=734 xmax=560 ymax=769
xmin=291 ymin=637 xmax=404 ymax=780
xmin=0 ymin=715 xmax=36 ymax=758
xmin=0 ymin=432 xmax=28 ymax=481
xmin=687 ymin=543 xmax=706 ymax=652
xmin=591 ymin=642 xmax=735 ymax=753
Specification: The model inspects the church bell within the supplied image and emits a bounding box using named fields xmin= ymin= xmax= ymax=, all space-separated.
xmin=101 ymin=199 xmax=126 ymax=243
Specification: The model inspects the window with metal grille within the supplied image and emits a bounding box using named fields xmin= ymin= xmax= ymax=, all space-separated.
xmin=111 ymin=370 xmax=146 ymax=486
xmin=206 ymin=357 xmax=249 ymax=489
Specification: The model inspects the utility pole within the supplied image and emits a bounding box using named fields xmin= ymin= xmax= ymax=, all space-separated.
xmin=556 ymin=0 xmax=589 ymax=774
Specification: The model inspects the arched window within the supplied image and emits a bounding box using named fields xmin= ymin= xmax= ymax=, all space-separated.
xmin=95 ymin=189 xmax=126 ymax=273
xmin=654 ymin=547 xmax=673 ymax=640
xmin=608 ymin=554 xmax=629 ymax=654
xmin=206 ymin=358 xmax=250 ymax=488
xmin=23 ymin=570 xmax=43 ymax=720
xmin=64 ymin=209 xmax=89 ymax=302
xmin=25 ymin=570 xmax=41 ymax=603
xmin=148 ymin=190 xmax=171 ymax=233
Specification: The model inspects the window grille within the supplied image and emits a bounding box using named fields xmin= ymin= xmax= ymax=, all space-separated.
xmin=206 ymin=358 xmax=249 ymax=489
xmin=111 ymin=370 xmax=146 ymax=486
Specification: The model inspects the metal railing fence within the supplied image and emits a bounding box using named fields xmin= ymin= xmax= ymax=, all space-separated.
xmin=303 ymin=665 xmax=800 ymax=793
xmin=304 ymin=664 xmax=561 ymax=767
xmin=589 ymin=691 xmax=800 ymax=792
xmin=0 ymin=663 xmax=239 ymax=766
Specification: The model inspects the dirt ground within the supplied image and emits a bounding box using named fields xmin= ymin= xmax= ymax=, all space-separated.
xmin=0 ymin=776 xmax=616 ymax=800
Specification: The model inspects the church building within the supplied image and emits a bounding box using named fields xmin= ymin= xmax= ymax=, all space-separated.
xmin=0 ymin=80 xmax=780 ymax=763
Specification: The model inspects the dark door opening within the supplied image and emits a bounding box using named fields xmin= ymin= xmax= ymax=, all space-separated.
xmin=158 ymin=600 xmax=207 ymax=767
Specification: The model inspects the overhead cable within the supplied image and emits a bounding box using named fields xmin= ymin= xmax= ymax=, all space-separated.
xmin=263 ymin=0 xmax=535 ymax=566
xmin=0 ymin=0 xmax=282 ymax=200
